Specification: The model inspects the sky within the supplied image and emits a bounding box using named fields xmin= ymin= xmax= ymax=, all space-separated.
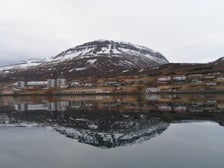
xmin=0 ymin=0 xmax=224 ymax=66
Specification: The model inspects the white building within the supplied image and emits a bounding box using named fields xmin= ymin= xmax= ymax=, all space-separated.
xmin=158 ymin=105 xmax=172 ymax=111
xmin=27 ymin=81 xmax=47 ymax=87
xmin=47 ymin=78 xmax=67 ymax=88
xmin=157 ymin=76 xmax=171 ymax=82
xmin=17 ymin=81 xmax=27 ymax=88
xmin=71 ymin=81 xmax=81 ymax=87
xmin=173 ymin=75 xmax=186 ymax=81
xmin=206 ymin=82 xmax=216 ymax=86
xmin=47 ymin=79 xmax=57 ymax=88
xmin=57 ymin=78 xmax=67 ymax=88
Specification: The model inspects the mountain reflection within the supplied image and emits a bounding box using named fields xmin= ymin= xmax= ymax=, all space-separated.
xmin=0 ymin=94 xmax=223 ymax=148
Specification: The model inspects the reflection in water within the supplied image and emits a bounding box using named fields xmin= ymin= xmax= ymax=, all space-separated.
xmin=0 ymin=94 xmax=224 ymax=148
xmin=56 ymin=119 xmax=169 ymax=148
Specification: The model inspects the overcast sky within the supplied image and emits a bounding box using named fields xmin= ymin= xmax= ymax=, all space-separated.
xmin=0 ymin=0 xmax=224 ymax=66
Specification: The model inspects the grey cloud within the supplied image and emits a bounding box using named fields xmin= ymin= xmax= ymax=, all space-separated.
xmin=0 ymin=0 xmax=224 ymax=66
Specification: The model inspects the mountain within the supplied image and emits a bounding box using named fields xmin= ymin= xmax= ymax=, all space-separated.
xmin=211 ymin=57 xmax=224 ymax=65
xmin=49 ymin=40 xmax=168 ymax=66
xmin=0 ymin=58 xmax=44 ymax=72
xmin=0 ymin=40 xmax=168 ymax=81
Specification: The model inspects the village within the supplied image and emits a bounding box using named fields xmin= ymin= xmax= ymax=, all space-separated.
xmin=0 ymin=71 xmax=224 ymax=95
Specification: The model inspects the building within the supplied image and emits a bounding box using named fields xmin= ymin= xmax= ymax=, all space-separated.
xmin=47 ymin=78 xmax=68 ymax=88
xmin=206 ymin=82 xmax=216 ymax=86
xmin=27 ymin=81 xmax=47 ymax=88
xmin=105 ymin=81 xmax=120 ymax=86
xmin=83 ymin=83 xmax=94 ymax=87
xmin=17 ymin=81 xmax=27 ymax=88
xmin=173 ymin=75 xmax=186 ymax=81
xmin=157 ymin=76 xmax=171 ymax=82
xmin=187 ymin=74 xmax=203 ymax=79
xmin=191 ymin=79 xmax=203 ymax=84
xmin=204 ymin=75 xmax=216 ymax=79
xmin=17 ymin=80 xmax=48 ymax=89
xmin=61 ymin=89 xmax=103 ymax=94
xmin=47 ymin=79 xmax=57 ymax=88
xmin=57 ymin=78 xmax=67 ymax=88
xmin=70 ymin=81 xmax=81 ymax=87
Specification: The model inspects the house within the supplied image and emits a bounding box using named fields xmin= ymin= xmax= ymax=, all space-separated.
xmin=70 ymin=81 xmax=81 ymax=87
xmin=191 ymin=79 xmax=203 ymax=84
xmin=157 ymin=76 xmax=171 ymax=82
xmin=173 ymin=75 xmax=187 ymax=81
xmin=204 ymin=75 xmax=216 ymax=79
xmin=187 ymin=74 xmax=204 ymax=79
xmin=105 ymin=81 xmax=120 ymax=86
xmin=206 ymin=100 xmax=217 ymax=105
xmin=206 ymin=82 xmax=216 ymax=86
xmin=158 ymin=104 xmax=172 ymax=111
xmin=83 ymin=83 xmax=94 ymax=87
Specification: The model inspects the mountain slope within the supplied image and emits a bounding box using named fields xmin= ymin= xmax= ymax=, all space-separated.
xmin=0 ymin=40 xmax=169 ymax=81
xmin=211 ymin=57 xmax=224 ymax=65
xmin=49 ymin=40 xmax=168 ymax=65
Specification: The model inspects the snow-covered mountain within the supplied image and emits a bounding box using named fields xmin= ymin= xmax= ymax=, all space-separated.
xmin=0 ymin=40 xmax=169 ymax=81
xmin=48 ymin=40 xmax=169 ymax=65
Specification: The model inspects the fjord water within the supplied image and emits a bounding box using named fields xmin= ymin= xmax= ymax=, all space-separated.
xmin=0 ymin=94 xmax=224 ymax=168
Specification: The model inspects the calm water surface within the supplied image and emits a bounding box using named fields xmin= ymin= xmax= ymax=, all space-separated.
xmin=0 ymin=94 xmax=223 ymax=168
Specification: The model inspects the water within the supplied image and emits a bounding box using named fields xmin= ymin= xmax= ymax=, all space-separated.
xmin=0 ymin=94 xmax=224 ymax=168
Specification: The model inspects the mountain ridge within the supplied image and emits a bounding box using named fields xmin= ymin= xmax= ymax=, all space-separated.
xmin=0 ymin=40 xmax=169 ymax=81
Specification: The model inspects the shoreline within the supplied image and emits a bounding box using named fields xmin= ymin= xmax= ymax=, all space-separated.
xmin=0 ymin=90 xmax=224 ymax=96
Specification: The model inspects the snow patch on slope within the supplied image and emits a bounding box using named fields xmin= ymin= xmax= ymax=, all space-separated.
xmin=87 ymin=59 xmax=97 ymax=64
xmin=0 ymin=59 xmax=43 ymax=72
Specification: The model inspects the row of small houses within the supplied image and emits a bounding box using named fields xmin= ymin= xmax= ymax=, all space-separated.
xmin=14 ymin=73 xmax=224 ymax=90
xmin=157 ymin=74 xmax=224 ymax=83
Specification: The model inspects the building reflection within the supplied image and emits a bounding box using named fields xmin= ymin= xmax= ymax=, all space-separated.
xmin=9 ymin=94 xmax=224 ymax=113
xmin=0 ymin=94 xmax=223 ymax=148
xmin=14 ymin=102 xmax=69 ymax=112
